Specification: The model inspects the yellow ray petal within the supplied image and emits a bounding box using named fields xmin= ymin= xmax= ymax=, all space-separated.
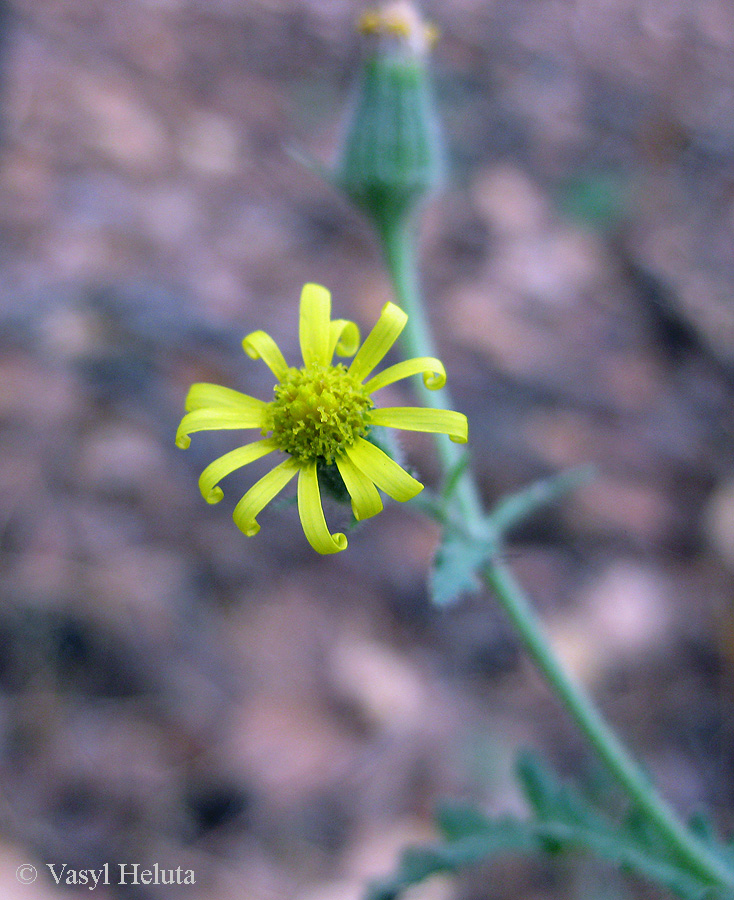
xmin=346 ymin=438 xmax=423 ymax=501
xmin=348 ymin=302 xmax=407 ymax=382
xmin=232 ymin=458 xmax=300 ymax=536
xmin=185 ymin=382 xmax=265 ymax=413
xmin=369 ymin=407 xmax=468 ymax=443
xmin=328 ymin=319 xmax=360 ymax=359
xmin=297 ymin=462 xmax=348 ymax=553
xmin=176 ymin=406 xmax=266 ymax=449
xmin=299 ymin=283 xmax=332 ymax=368
xmin=335 ymin=452 xmax=383 ymax=520
xmin=198 ymin=439 xmax=277 ymax=504
xmin=363 ymin=357 xmax=446 ymax=393
xmin=241 ymin=330 xmax=288 ymax=379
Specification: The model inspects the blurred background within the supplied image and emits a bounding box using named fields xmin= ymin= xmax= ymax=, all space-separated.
xmin=0 ymin=0 xmax=733 ymax=897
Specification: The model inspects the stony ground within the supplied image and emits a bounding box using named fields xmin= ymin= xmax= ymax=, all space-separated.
xmin=0 ymin=1 xmax=733 ymax=898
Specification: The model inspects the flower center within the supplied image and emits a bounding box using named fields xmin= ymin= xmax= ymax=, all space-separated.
xmin=268 ymin=364 xmax=373 ymax=463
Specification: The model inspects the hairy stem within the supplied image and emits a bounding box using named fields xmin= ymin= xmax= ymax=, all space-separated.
xmin=378 ymin=214 xmax=734 ymax=889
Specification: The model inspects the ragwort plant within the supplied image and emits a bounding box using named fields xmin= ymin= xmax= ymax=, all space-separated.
xmin=177 ymin=3 xmax=734 ymax=897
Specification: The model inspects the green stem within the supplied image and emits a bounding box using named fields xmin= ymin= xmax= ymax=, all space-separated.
xmin=379 ymin=214 xmax=734 ymax=890
xmin=482 ymin=560 xmax=734 ymax=887
xmin=379 ymin=216 xmax=483 ymax=529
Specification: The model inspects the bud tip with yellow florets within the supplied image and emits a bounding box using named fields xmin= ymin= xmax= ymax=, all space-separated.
xmin=337 ymin=2 xmax=444 ymax=232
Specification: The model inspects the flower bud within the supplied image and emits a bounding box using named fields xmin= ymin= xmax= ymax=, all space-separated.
xmin=337 ymin=1 xmax=444 ymax=232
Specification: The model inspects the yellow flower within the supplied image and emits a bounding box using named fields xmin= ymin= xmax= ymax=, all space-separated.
xmin=176 ymin=283 xmax=467 ymax=554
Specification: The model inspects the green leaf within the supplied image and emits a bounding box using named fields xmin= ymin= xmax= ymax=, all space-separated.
xmin=489 ymin=466 xmax=596 ymax=537
xmin=428 ymin=467 xmax=594 ymax=606
xmin=366 ymin=756 xmax=734 ymax=900
xmin=516 ymin=751 xmax=610 ymax=832
xmin=366 ymin=810 xmax=726 ymax=900
xmin=429 ymin=528 xmax=497 ymax=607
xmin=365 ymin=817 xmax=542 ymax=900
xmin=437 ymin=801 xmax=500 ymax=840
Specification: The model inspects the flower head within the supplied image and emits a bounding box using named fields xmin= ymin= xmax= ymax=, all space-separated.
xmin=176 ymin=283 xmax=467 ymax=554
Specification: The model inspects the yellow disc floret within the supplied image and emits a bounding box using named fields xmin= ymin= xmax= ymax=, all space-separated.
xmin=268 ymin=364 xmax=373 ymax=463
xmin=357 ymin=3 xmax=439 ymax=51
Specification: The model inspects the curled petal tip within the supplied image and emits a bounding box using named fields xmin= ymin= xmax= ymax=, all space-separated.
xmin=241 ymin=335 xmax=258 ymax=359
xmin=241 ymin=330 xmax=288 ymax=379
xmin=205 ymin=487 xmax=224 ymax=504
xmin=423 ymin=370 xmax=446 ymax=390
xmin=332 ymin=533 xmax=349 ymax=552
xmin=363 ymin=356 xmax=445 ymax=395
xmin=449 ymin=418 xmax=469 ymax=443
xmin=176 ymin=434 xmax=191 ymax=450
xmin=315 ymin=531 xmax=349 ymax=554
xmin=297 ymin=462 xmax=349 ymax=553
xmin=241 ymin=330 xmax=270 ymax=360
xmin=330 ymin=319 xmax=361 ymax=358
xmin=236 ymin=518 xmax=261 ymax=537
